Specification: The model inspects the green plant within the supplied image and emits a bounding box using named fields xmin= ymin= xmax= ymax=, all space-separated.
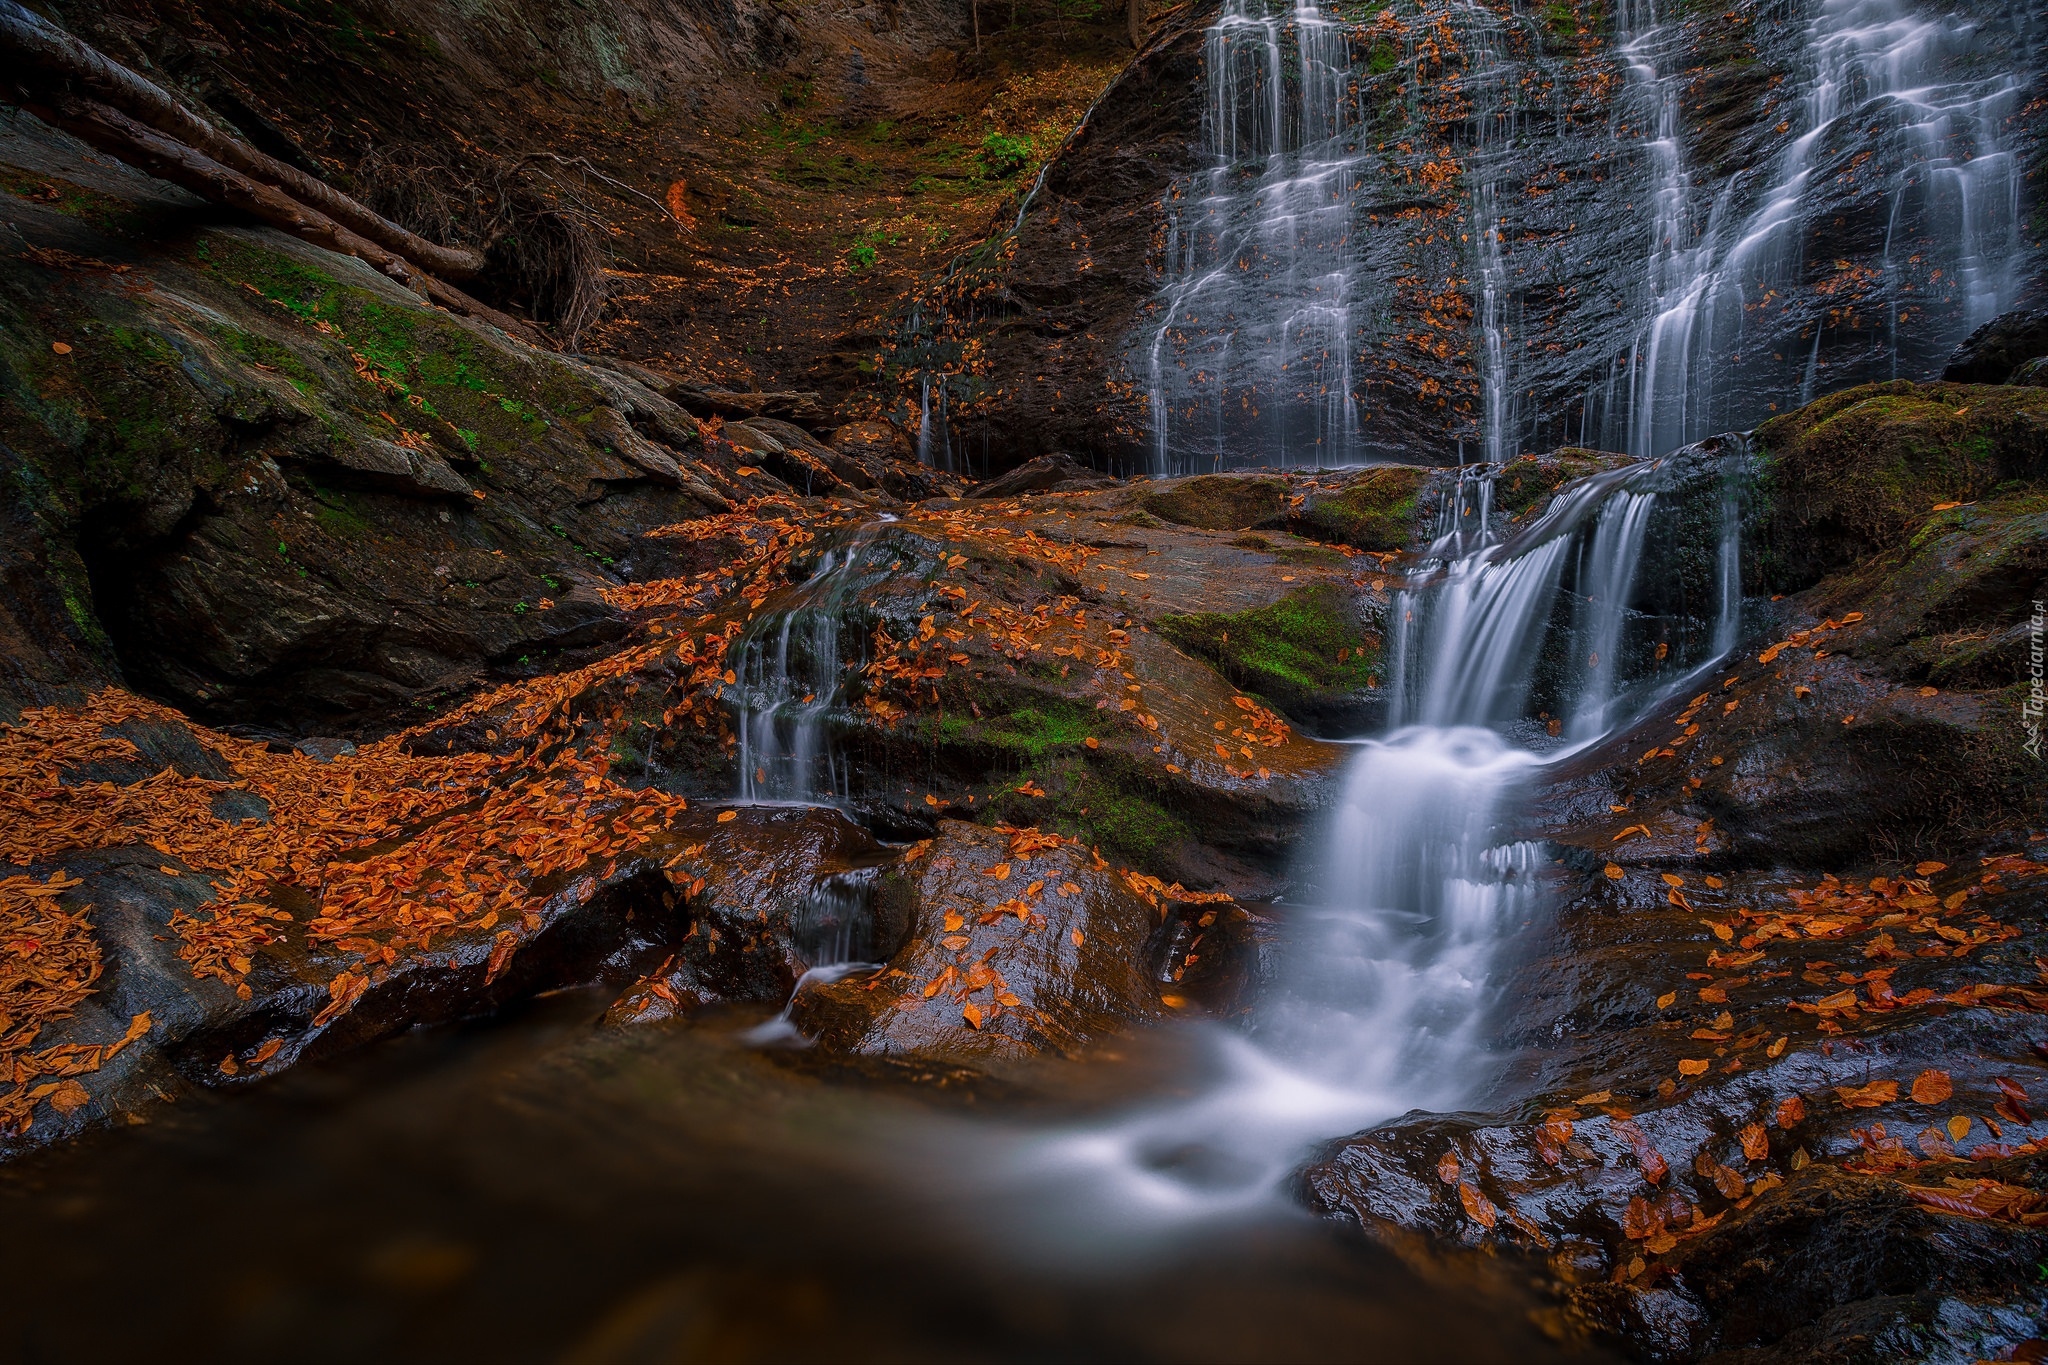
xmin=979 ymin=131 xmax=1034 ymax=179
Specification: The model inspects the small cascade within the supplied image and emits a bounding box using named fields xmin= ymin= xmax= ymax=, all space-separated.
xmin=730 ymin=528 xmax=884 ymax=805
xmin=1585 ymin=0 xmax=2033 ymax=458
xmin=748 ymin=867 xmax=886 ymax=1046
xmin=977 ymin=450 xmax=1748 ymax=1243
xmin=1140 ymin=0 xmax=1373 ymax=475
xmin=1388 ymin=449 xmax=1746 ymax=737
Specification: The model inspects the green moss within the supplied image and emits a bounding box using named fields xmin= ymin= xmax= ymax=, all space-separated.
xmin=1754 ymin=380 xmax=2048 ymax=589
xmin=1140 ymin=475 xmax=1288 ymax=531
xmin=1290 ymin=466 xmax=1428 ymax=548
xmin=931 ymin=699 xmax=1101 ymax=759
xmin=1158 ymin=584 xmax=1377 ymax=710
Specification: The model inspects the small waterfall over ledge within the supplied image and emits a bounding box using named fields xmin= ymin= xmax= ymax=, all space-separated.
xmin=965 ymin=448 xmax=1750 ymax=1248
xmin=730 ymin=525 xmax=888 ymax=805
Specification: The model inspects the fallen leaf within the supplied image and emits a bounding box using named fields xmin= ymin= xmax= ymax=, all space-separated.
xmin=1776 ymin=1095 xmax=1806 ymax=1128
xmin=1458 ymin=1181 xmax=1497 ymax=1229
xmin=1947 ymin=1114 xmax=1972 ymax=1142
xmin=1914 ymin=861 xmax=1947 ymax=875
xmin=962 ymin=1002 xmax=984 ymax=1029
xmin=1739 ymin=1123 xmax=1769 ymax=1161
xmin=716 ymin=810 xmax=737 ymax=823
xmin=1657 ymin=991 xmax=1677 ymax=1009
xmin=1767 ymin=1035 xmax=1788 ymax=1058
xmin=51 ymin=341 xmax=72 ymax=355
xmin=1910 ymin=1069 xmax=1953 ymax=1105
xmin=1678 ymin=1058 xmax=1710 ymax=1076
xmin=1604 ymin=863 xmax=1624 ymax=880
xmin=46 ymin=1079 xmax=89 ymax=1113
xmin=1070 ymin=928 xmax=1084 ymax=948
xmin=1835 ymin=1079 xmax=1899 ymax=1108
xmin=1437 ymin=1150 xmax=1460 ymax=1184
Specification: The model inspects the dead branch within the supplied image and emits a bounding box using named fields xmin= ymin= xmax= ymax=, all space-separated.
xmin=23 ymin=92 xmax=543 ymax=345
xmin=0 ymin=0 xmax=486 ymax=282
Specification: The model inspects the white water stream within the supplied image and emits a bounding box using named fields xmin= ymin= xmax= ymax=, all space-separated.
xmin=1586 ymin=0 xmax=2032 ymax=456
xmin=1140 ymin=0 xmax=1373 ymax=474
xmin=924 ymin=449 xmax=1744 ymax=1254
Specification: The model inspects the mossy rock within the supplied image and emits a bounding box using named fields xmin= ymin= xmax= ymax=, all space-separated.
xmin=1138 ymin=474 xmax=1288 ymax=531
xmin=1491 ymin=450 xmax=1633 ymax=523
xmin=1288 ymin=466 xmax=1428 ymax=549
xmin=1754 ymin=380 xmax=2048 ymax=589
xmin=1157 ymin=583 xmax=1378 ymax=726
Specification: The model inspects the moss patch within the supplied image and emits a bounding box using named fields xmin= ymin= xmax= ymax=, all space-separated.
xmin=1139 ymin=475 xmax=1288 ymax=531
xmin=1158 ymin=584 xmax=1377 ymax=716
xmin=1288 ymin=466 xmax=1428 ymax=549
xmin=1754 ymin=380 xmax=2048 ymax=589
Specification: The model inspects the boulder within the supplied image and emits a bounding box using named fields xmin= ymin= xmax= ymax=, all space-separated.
xmin=1941 ymin=307 xmax=2048 ymax=385
xmin=786 ymin=821 xmax=1178 ymax=1067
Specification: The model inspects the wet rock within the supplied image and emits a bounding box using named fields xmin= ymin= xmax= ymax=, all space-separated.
xmin=1752 ymin=380 xmax=2048 ymax=591
xmin=0 ymin=145 xmax=777 ymax=731
xmin=971 ymin=454 xmax=1120 ymax=499
xmin=604 ymin=805 xmax=893 ymax=1025
xmin=785 ymin=821 xmax=1182 ymax=1067
xmin=1138 ymin=474 xmax=1290 ymax=531
xmin=1942 ymin=308 xmax=2048 ymax=385
xmin=1288 ymin=467 xmax=1431 ymax=550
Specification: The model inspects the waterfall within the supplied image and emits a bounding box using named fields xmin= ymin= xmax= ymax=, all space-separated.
xmin=1140 ymin=0 xmax=1373 ymax=475
xmin=1587 ymin=0 xmax=2033 ymax=458
xmin=731 ymin=528 xmax=883 ymax=804
xmin=964 ymin=450 xmax=1747 ymax=1250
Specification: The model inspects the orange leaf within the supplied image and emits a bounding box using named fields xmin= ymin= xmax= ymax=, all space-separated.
xmin=1834 ymin=1079 xmax=1899 ymax=1108
xmin=1457 ymin=1181 xmax=1496 ymax=1229
xmin=1776 ymin=1095 xmax=1806 ymax=1128
xmin=716 ymin=810 xmax=737 ymax=823
xmin=1910 ymin=1069 xmax=1953 ymax=1105
xmin=1437 ymin=1150 xmax=1460 ymax=1185
xmin=1678 ymin=1058 xmax=1710 ymax=1076
xmin=1604 ymin=863 xmax=1624 ymax=880
xmin=1739 ymin=1123 xmax=1768 ymax=1161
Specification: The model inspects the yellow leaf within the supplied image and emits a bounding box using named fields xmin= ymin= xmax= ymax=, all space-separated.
xmin=1657 ymin=991 xmax=1676 ymax=1009
xmin=1947 ymin=1115 xmax=1972 ymax=1142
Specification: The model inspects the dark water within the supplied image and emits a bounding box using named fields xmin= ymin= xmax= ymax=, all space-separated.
xmin=0 ymin=994 xmax=1599 ymax=1364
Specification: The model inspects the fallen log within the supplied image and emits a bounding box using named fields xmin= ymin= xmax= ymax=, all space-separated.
xmin=22 ymin=92 xmax=543 ymax=345
xmin=0 ymin=0 xmax=487 ymax=283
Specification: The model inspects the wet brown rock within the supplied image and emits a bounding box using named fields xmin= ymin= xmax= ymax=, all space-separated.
xmin=786 ymin=821 xmax=1173 ymax=1067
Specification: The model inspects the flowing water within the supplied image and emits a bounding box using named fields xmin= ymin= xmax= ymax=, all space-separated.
xmin=1140 ymin=0 xmax=1374 ymax=475
xmin=730 ymin=528 xmax=889 ymax=805
xmin=1583 ymin=0 xmax=2034 ymax=457
xmin=942 ymin=446 xmax=1746 ymax=1252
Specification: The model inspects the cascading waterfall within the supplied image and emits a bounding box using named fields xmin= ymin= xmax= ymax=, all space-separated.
xmin=1585 ymin=0 xmax=2032 ymax=458
xmin=969 ymin=450 xmax=1747 ymax=1247
xmin=731 ymin=528 xmax=884 ymax=805
xmin=1140 ymin=0 xmax=1373 ymax=475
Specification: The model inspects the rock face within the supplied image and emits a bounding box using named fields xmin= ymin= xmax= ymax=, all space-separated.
xmin=787 ymin=821 xmax=1174 ymax=1068
xmin=1942 ymin=307 xmax=2048 ymax=385
xmin=891 ymin=0 xmax=2042 ymax=476
xmin=0 ymin=117 xmax=941 ymax=733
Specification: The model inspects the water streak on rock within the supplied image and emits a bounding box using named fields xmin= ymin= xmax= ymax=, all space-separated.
xmin=1586 ymin=0 xmax=2032 ymax=457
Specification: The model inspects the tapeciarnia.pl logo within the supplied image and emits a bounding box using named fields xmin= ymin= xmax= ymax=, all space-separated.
xmin=2025 ymin=599 xmax=2044 ymax=760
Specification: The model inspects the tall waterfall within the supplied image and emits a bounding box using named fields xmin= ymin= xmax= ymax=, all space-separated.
xmin=970 ymin=451 xmax=1747 ymax=1247
xmin=1140 ymin=0 xmax=1375 ymax=475
xmin=1585 ymin=0 xmax=2033 ymax=457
